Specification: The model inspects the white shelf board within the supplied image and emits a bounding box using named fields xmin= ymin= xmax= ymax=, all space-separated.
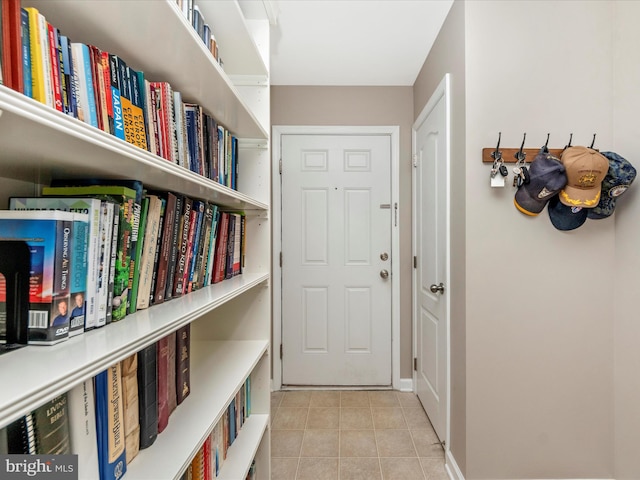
xmin=217 ymin=414 xmax=269 ymax=480
xmin=198 ymin=0 xmax=268 ymax=77
xmin=0 ymin=87 xmax=268 ymax=211
xmin=0 ymin=273 xmax=269 ymax=429
xmin=27 ymin=0 xmax=267 ymax=140
xmin=126 ymin=341 xmax=269 ymax=480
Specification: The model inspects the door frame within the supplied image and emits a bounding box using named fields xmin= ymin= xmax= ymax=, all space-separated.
xmin=272 ymin=125 xmax=401 ymax=390
xmin=412 ymin=74 xmax=451 ymax=450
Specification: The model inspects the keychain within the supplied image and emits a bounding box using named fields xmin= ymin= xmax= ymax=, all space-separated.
xmin=490 ymin=132 xmax=508 ymax=187
xmin=512 ymin=133 xmax=529 ymax=187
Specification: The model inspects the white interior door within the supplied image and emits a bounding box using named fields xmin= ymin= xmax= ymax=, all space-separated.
xmin=413 ymin=76 xmax=449 ymax=442
xmin=281 ymin=134 xmax=392 ymax=386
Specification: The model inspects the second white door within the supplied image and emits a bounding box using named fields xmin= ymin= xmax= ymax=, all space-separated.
xmin=281 ymin=134 xmax=392 ymax=386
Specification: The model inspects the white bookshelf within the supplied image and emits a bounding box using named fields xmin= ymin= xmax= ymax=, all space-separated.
xmin=0 ymin=0 xmax=271 ymax=478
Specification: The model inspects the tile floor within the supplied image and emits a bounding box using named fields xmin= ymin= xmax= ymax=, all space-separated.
xmin=270 ymin=390 xmax=448 ymax=480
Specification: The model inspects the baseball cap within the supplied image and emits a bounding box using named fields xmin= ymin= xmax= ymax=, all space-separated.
xmin=514 ymin=148 xmax=567 ymax=216
xmin=559 ymin=146 xmax=609 ymax=208
xmin=588 ymin=151 xmax=636 ymax=219
xmin=548 ymin=194 xmax=588 ymax=231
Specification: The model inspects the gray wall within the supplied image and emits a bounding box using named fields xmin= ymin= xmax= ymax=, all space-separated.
xmin=412 ymin=0 xmax=467 ymax=474
xmin=271 ymin=86 xmax=414 ymax=378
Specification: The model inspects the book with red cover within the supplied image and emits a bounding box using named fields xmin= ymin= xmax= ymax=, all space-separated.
xmin=212 ymin=212 xmax=229 ymax=284
xmin=176 ymin=324 xmax=190 ymax=405
xmin=2 ymin=0 xmax=22 ymax=92
xmin=151 ymin=192 xmax=176 ymax=305
xmin=166 ymin=331 xmax=177 ymax=417
xmin=47 ymin=23 xmax=62 ymax=112
xmin=172 ymin=196 xmax=192 ymax=297
xmin=156 ymin=335 xmax=170 ymax=433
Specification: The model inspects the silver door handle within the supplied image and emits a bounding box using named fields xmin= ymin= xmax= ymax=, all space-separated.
xmin=430 ymin=283 xmax=445 ymax=294
xmin=380 ymin=269 xmax=389 ymax=279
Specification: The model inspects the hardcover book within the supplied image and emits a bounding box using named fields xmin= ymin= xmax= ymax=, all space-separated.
xmin=136 ymin=342 xmax=158 ymax=449
xmin=167 ymin=330 xmax=177 ymax=416
xmin=156 ymin=336 xmax=170 ymax=433
xmin=153 ymin=192 xmax=178 ymax=304
xmin=171 ymin=195 xmax=191 ymax=298
xmin=0 ymin=210 xmax=74 ymax=345
xmin=68 ymin=379 xmax=100 ymax=480
xmin=176 ymin=323 xmax=190 ymax=405
xmin=95 ymin=364 xmax=127 ymax=480
xmin=31 ymin=393 xmax=71 ymax=454
xmin=9 ymin=197 xmax=100 ymax=333
xmin=120 ymin=353 xmax=140 ymax=465
xmin=70 ymin=42 xmax=98 ymax=128
xmin=136 ymin=194 xmax=162 ymax=310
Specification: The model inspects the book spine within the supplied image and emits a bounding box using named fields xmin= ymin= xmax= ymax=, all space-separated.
xmin=68 ymin=214 xmax=89 ymax=337
xmin=175 ymin=324 xmax=190 ymax=405
xmin=62 ymin=35 xmax=77 ymax=118
xmin=184 ymin=106 xmax=196 ymax=172
xmin=80 ymin=43 xmax=98 ymax=127
xmin=56 ymin=29 xmax=69 ymax=114
xmin=166 ymin=331 xmax=177 ymax=416
xmin=136 ymin=195 xmax=161 ymax=310
xmin=6 ymin=0 xmax=22 ymax=93
xmin=20 ymin=8 xmax=31 ymax=97
xmin=23 ymin=8 xmax=45 ymax=103
xmin=120 ymin=354 xmax=140 ymax=465
xmin=51 ymin=219 xmax=72 ymax=343
xmin=38 ymin=15 xmax=52 ymax=107
xmin=164 ymin=194 xmax=183 ymax=301
xmin=129 ymin=65 xmax=148 ymax=150
xmin=212 ymin=212 xmax=228 ymax=284
xmin=156 ymin=336 xmax=170 ymax=434
xmin=148 ymin=197 xmax=165 ymax=304
xmin=68 ymin=379 xmax=99 ymax=480
xmin=164 ymin=82 xmax=177 ymax=163
xmin=194 ymin=203 xmax=212 ymax=291
xmin=32 ymin=393 xmax=71 ymax=454
xmin=204 ymin=206 xmax=219 ymax=286
xmin=106 ymin=202 xmax=119 ymax=324
xmin=172 ymin=197 xmax=192 ymax=297
xmin=152 ymin=193 xmax=175 ymax=304
xmin=225 ymin=213 xmax=235 ymax=280
xmin=149 ymin=83 xmax=162 ymax=157
xmin=136 ymin=342 xmax=158 ymax=450
xmin=108 ymin=54 xmax=125 ymax=140
xmin=112 ymin=196 xmax=134 ymax=322
xmin=95 ymin=365 xmax=127 ymax=480
xmin=144 ymin=79 xmax=157 ymax=156
xmin=118 ymin=58 xmax=135 ymax=145
xmin=88 ymin=45 xmax=104 ymax=131
xmin=128 ymin=195 xmax=148 ymax=314
xmin=173 ymin=91 xmax=185 ymax=167
xmin=47 ymin=23 xmax=62 ymax=112
xmin=187 ymin=201 xmax=205 ymax=293
xmin=100 ymin=51 xmax=114 ymax=135
xmin=182 ymin=200 xmax=199 ymax=294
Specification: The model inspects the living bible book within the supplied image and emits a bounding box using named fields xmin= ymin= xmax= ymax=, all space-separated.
xmin=0 ymin=210 xmax=75 ymax=345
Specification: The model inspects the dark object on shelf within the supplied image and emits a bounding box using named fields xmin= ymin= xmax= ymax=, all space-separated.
xmin=0 ymin=240 xmax=30 ymax=353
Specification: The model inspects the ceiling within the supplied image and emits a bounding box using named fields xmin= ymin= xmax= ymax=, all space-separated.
xmin=241 ymin=0 xmax=454 ymax=86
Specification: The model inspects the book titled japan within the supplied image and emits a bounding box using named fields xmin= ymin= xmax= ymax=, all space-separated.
xmin=0 ymin=210 xmax=74 ymax=345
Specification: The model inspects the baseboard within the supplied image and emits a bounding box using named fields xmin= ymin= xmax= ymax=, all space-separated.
xmin=445 ymin=449 xmax=464 ymax=480
xmin=398 ymin=377 xmax=414 ymax=392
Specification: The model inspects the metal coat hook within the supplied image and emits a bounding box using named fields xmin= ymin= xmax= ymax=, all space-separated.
xmin=514 ymin=133 xmax=526 ymax=162
xmin=492 ymin=132 xmax=502 ymax=160
xmin=590 ymin=134 xmax=597 ymax=149
xmin=544 ymin=133 xmax=550 ymax=150
xmin=565 ymin=133 xmax=573 ymax=149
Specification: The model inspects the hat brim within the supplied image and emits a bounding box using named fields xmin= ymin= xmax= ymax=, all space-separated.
xmin=514 ymin=187 xmax=546 ymax=216
xmin=559 ymin=185 xmax=601 ymax=208
xmin=548 ymin=195 xmax=588 ymax=231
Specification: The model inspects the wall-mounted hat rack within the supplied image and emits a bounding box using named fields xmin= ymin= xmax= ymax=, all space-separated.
xmin=482 ymin=133 xmax=596 ymax=163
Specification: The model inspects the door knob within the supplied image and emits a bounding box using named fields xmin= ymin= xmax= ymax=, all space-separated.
xmin=429 ymin=283 xmax=445 ymax=294
xmin=380 ymin=269 xmax=389 ymax=279
xmin=380 ymin=252 xmax=388 ymax=261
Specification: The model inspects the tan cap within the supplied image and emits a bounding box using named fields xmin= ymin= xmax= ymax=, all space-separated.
xmin=559 ymin=146 xmax=609 ymax=208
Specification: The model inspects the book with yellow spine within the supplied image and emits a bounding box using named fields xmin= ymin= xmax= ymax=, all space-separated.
xmin=23 ymin=7 xmax=45 ymax=103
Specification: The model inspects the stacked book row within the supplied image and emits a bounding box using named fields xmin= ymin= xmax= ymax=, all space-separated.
xmin=180 ymin=378 xmax=253 ymax=480
xmin=175 ymin=0 xmax=222 ymax=67
xmin=0 ymin=326 xmax=193 ymax=480
xmin=0 ymin=0 xmax=239 ymax=188
xmin=1 ymin=178 xmax=245 ymax=346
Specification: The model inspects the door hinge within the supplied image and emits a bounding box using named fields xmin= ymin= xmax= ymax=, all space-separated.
xmin=413 ymin=256 xmax=417 ymax=268
xmin=280 ymin=344 xmax=283 ymax=359
xmin=413 ymin=357 xmax=417 ymax=371
xmin=412 ymin=154 xmax=418 ymax=168
xmin=279 ymin=252 xmax=283 ymax=267
xmin=279 ymin=158 xmax=282 ymax=174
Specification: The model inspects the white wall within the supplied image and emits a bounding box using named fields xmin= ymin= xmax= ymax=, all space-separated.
xmin=612 ymin=1 xmax=640 ymax=478
xmin=464 ymin=1 xmax=615 ymax=477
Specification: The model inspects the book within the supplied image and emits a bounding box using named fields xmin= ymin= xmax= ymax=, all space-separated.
xmin=88 ymin=45 xmax=106 ymax=132
xmin=176 ymin=323 xmax=190 ymax=405
xmin=108 ymin=53 xmax=125 ymax=140
xmin=136 ymin=342 xmax=158 ymax=450
xmin=204 ymin=206 xmax=220 ymax=286
xmin=42 ymin=185 xmax=136 ymax=322
xmin=9 ymin=197 xmax=101 ymax=333
xmin=3 ymin=0 xmax=22 ymax=93
xmin=68 ymin=379 xmax=100 ymax=480
xmin=184 ymin=199 xmax=203 ymax=294
xmin=0 ymin=210 xmax=74 ymax=345
xmin=128 ymin=64 xmax=148 ymax=150
xmin=148 ymin=197 xmax=166 ymax=305
xmin=128 ymin=194 xmax=149 ymax=314
xmin=20 ymin=7 xmax=31 ymax=97
xmin=71 ymin=42 xmax=98 ymax=127
xmin=1 ymin=0 xmax=8 ymax=87
xmin=225 ymin=213 xmax=235 ymax=280
xmin=212 ymin=212 xmax=229 ymax=284
xmin=97 ymin=201 xmax=116 ymax=326
xmin=32 ymin=393 xmax=71 ymax=454
xmin=152 ymin=192 xmax=177 ymax=304
xmin=136 ymin=194 xmax=162 ymax=310
xmin=144 ymin=79 xmax=158 ymax=156
xmin=47 ymin=23 xmax=63 ymax=112
xmin=95 ymin=364 xmax=127 ymax=480
xmin=23 ymin=7 xmax=45 ymax=103
xmin=156 ymin=336 xmax=170 ymax=434
xmin=165 ymin=194 xmax=183 ymax=300
xmin=173 ymin=196 xmax=192 ymax=297
xmin=56 ymin=29 xmax=69 ymax=114
xmin=120 ymin=353 xmax=140 ymax=465
xmin=167 ymin=331 xmax=177 ymax=417
xmin=60 ymin=34 xmax=76 ymax=117
xmin=193 ymin=203 xmax=214 ymax=291
xmin=100 ymin=51 xmax=114 ymax=134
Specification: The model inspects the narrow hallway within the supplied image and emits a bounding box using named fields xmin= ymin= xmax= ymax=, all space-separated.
xmin=270 ymin=390 xmax=448 ymax=479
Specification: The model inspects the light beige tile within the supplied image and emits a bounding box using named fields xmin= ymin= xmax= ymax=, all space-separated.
xmin=397 ymin=392 xmax=421 ymax=408
xmin=271 ymin=430 xmax=304 ymax=457
xmin=411 ymin=429 xmax=444 ymax=458
xmin=372 ymin=407 xmax=407 ymax=429
xmin=281 ymin=390 xmax=312 ymax=407
xmin=271 ymin=457 xmax=299 ymax=480
xmin=341 ymin=391 xmax=370 ymax=407
xmin=340 ymin=430 xmax=378 ymax=457
xmin=380 ymin=457 xmax=426 ymax=479
xmin=341 ymin=407 xmax=373 ymax=429
xmin=307 ymin=407 xmax=340 ymax=429
xmin=369 ymin=391 xmax=400 ymax=407
xmin=340 ymin=457 xmax=382 ymax=480
xmin=420 ymin=457 xmax=449 ymax=480
xmin=310 ymin=391 xmax=340 ymax=407
xmin=301 ymin=430 xmax=339 ymax=457
xmin=376 ymin=430 xmax=417 ymax=457
xmin=272 ymin=407 xmax=309 ymax=430
xmin=271 ymin=390 xmax=285 ymax=408
xmin=401 ymin=407 xmax=432 ymax=430
xmin=296 ymin=457 xmax=339 ymax=480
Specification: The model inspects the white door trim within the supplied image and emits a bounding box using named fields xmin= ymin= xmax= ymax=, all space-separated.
xmin=272 ymin=125 xmax=401 ymax=390
xmin=412 ymin=74 xmax=451 ymax=450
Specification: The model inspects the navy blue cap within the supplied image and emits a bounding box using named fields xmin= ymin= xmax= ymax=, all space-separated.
xmin=588 ymin=151 xmax=636 ymax=219
xmin=548 ymin=194 xmax=588 ymax=231
xmin=514 ymin=148 xmax=567 ymax=216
